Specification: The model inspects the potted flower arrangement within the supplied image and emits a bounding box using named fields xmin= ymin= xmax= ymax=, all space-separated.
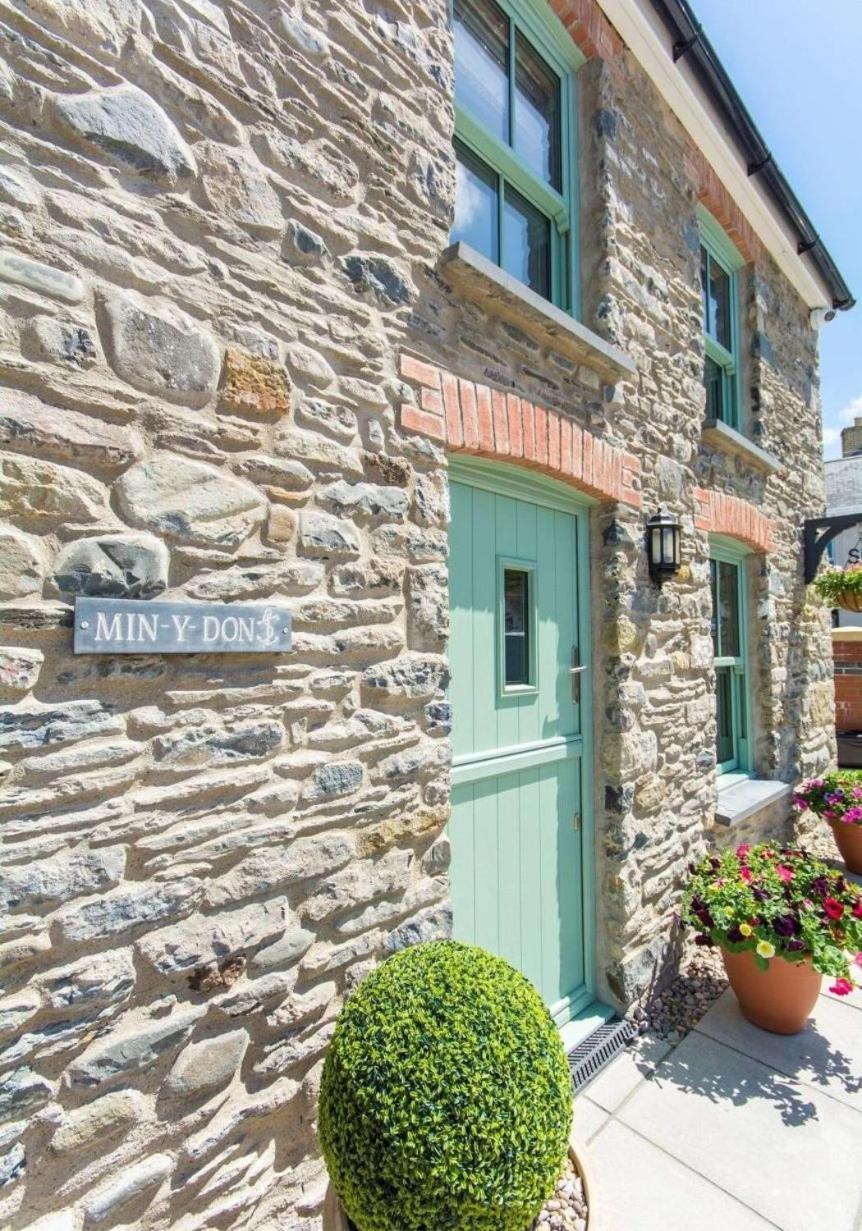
xmin=793 ymin=771 xmax=862 ymax=874
xmin=683 ymin=843 xmax=862 ymax=1033
xmin=811 ymin=561 xmax=862 ymax=612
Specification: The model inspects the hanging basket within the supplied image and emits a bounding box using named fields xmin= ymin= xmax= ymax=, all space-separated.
xmin=835 ymin=590 xmax=862 ymax=613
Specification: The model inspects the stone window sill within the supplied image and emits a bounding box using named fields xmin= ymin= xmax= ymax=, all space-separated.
xmin=438 ymin=242 xmax=636 ymax=385
xmin=701 ymin=418 xmax=781 ymax=475
xmin=715 ymin=775 xmax=791 ymax=827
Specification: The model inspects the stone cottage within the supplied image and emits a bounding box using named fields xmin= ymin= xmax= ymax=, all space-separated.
xmin=0 ymin=0 xmax=852 ymax=1227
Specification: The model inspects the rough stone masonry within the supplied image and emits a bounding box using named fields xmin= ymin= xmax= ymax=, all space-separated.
xmin=0 ymin=0 xmax=834 ymax=1229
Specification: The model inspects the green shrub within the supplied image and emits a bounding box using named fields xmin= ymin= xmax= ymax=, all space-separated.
xmin=319 ymin=940 xmax=573 ymax=1231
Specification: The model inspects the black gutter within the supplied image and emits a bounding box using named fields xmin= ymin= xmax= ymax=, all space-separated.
xmin=646 ymin=0 xmax=855 ymax=311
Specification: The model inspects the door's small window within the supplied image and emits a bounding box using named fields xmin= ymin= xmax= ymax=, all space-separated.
xmin=503 ymin=567 xmax=531 ymax=686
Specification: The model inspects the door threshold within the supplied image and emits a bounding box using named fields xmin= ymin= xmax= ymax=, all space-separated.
xmin=558 ymin=1000 xmax=616 ymax=1052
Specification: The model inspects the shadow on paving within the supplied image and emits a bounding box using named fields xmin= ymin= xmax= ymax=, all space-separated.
xmin=631 ymin=1020 xmax=862 ymax=1128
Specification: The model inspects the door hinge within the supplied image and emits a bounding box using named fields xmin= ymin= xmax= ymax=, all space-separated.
xmin=572 ymin=813 xmax=581 ymax=831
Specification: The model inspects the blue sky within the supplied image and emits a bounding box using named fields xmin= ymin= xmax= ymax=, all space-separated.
xmin=690 ymin=0 xmax=862 ymax=458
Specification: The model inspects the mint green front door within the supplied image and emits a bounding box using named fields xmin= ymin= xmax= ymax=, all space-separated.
xmin=448 ymin=460 xmax=591 ymax=1027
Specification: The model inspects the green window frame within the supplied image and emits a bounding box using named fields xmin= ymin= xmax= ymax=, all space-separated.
xmin=710 ymin=539 xmax=752 ymax=775
xmin=699 ymin=206 xmax=745 ymax=431
xmin=451 ymin=0 xmax=584 ymax=314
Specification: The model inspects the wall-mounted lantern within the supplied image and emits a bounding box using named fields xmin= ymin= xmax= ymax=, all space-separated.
xmin=646 ymin=509 xmax=682 ymax=584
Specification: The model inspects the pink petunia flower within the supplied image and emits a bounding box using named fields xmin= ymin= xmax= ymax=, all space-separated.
xmin=776 ymin=865 xmax=793 ymax=883
xmin=740 ymin=866 xmax=753 ymax=883
xmin=736 ymin=844 xmax=751 ymax=859
xmin=829 ymin=978 xmax=854 ymax=997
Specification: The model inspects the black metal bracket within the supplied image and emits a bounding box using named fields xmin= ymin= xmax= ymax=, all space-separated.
xmin=803 ymin=514 xmax=862 ymax=583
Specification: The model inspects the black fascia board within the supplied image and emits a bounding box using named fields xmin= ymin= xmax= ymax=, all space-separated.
xmin=646 ymin=0 xmax=855 ymax=311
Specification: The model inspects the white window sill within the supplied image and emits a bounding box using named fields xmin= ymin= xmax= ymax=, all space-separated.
xmin=715 ymin=775 xmax=791 ymax=827
xmin=439 ymin=242 xmax=637 ymax=385
xmin=702 ymin=418 xmax=781 ymax=475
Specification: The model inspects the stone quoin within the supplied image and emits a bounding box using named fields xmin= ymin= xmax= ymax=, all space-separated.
xmin=0 ymin=0 xmax=843 ymax=1229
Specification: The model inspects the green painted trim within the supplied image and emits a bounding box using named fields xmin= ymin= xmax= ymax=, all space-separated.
xmin=497 ymin=555 xmax=539 ymax=698
xmin=448 ymin=453 xmax=597 ymax=1011
xmin=452 ymin=0 xmax=582 ymax=314
xmin=710 ymin=539 xmax=753 ymax=775
xmin=451 ymin=732 xmax=583 ymax=786
xmin=697 ymin=204 xmax=746 ymax=272
xmin=448 ymin=454 xmax=596 ymax=514
xmin=549 ymin=982 xmax=594 ymax=1029
xmin=558 ymin=998 xmax=616 ymax=1050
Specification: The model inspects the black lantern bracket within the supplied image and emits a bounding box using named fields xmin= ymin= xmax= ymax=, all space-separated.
xmin=803 ymin=514 xmax=862 ymax=584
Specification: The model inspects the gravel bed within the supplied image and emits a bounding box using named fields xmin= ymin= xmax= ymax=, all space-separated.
xmin=639 ymin=943 xmax=728 ymax=1044
xmin=532 ymin=1153 xmax=587 ymax=1231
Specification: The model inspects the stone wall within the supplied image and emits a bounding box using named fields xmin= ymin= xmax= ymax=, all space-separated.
xmin=0 ymin=1 xmax=835 ymax=1229
xmin=0 ymin=3 xmax=455 ymax=1229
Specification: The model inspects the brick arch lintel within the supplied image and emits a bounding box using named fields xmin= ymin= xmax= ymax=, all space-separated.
xmin=399 ymin=354 xmax=642 ymax=509
xmin=694 ymin=487 xmax=774 ymax=554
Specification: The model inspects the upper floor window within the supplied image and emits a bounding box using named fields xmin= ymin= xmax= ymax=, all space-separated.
xmin=451 ymin=0 xmax=580 ymax=311
xmin=699 ymin=207 xmax=745 ymax=431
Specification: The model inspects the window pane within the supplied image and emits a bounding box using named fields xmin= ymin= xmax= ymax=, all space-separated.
xmin=454 ymin=0 xmax=509 ymax=144
xmin=716 ymin=666 xmax=735 ymax=766
xmin=453 ymin=142 xmax=499 ymax=262
xmin=700 ymin=246 xmax=710 ymax=333
xmin=718 ymin=561 xmax=740 ymax=658
xmin=708 ymin=258 xmax=732 ymax=350
xmin=514 ymin=30 xmax=561 ymax=190
xmin=710 ymin=559 xmax=719 ymax=655
xmin=503 ymin=186 xmax=550 ymax=299
xmin=504 ymin=568 xmax=530 ymax=686
xmin=705 ymin=355 xmax=724 ymax=422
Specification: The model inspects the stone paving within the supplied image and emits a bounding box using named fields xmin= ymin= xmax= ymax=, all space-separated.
xmin=577 ymin=986 xmax=862 ymax=1231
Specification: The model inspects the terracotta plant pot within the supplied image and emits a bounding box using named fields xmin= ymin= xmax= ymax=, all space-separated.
xmin=828 ymin=818 xmax=862 ymax=874
xmin=721 ymin=946 xmax=821 ymax=1034
xmin=835 ymin=590 xmax=862 ymax=613
xmin=325 ymin=1145 xmax=594 ymax=1230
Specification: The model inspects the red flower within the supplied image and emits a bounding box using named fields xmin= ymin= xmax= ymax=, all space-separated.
xmin=740 ymin=866 xmax=753 ymax=883
xmin=824 ymin=898 xmax=845 ymax=921
xmin=829 ymin=978 xmax=854 ymax=997
xmin=853 ymin=899 xmax=862 ymax=920
xmin=736 ymin=844 xmax=751 ymax=859
xmin=776 ymin=864 xmax=793 ymax=883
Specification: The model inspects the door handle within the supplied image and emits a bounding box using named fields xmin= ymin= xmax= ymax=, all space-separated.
xmin=570 ymin=647 xmax=587 ymax=702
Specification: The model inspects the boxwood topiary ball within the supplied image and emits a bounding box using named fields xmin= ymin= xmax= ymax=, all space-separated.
xmin=319 ymin=940 xmax=573 ymax=1231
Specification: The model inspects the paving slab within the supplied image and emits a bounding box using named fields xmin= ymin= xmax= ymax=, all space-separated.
xmin=570 ymin=1095 xmax=609 ymax=1145
xmin=696 ymin=989 xmax=862 ymax=1111
xmin=617 ymin=1031 xmax=862 ymax=1231
xmin=585 ymin=1119 xmax=776 ymax=1231
xmin=579 ymin=1035 xmax=671 ymax=1113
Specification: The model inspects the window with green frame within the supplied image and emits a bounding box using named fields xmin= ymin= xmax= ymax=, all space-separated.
xmin=451 ymin=0 xmax=581 ymax=311
xmin=710 ymin=547 xmax=751 ymax=774
xmin=699 ymin=208 xmax=745 ymax=430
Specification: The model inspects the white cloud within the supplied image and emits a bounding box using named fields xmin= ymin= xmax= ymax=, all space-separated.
xmin=838 ymin=396 xmax=862 ymax=427
xmin=823 ymin=394 xmax=862 ymax=459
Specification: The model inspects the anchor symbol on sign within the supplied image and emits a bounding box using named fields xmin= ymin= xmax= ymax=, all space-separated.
xmin=257 ymin=607 xmax=279 ymax=646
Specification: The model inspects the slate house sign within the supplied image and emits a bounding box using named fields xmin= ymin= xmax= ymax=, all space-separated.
xmin=73 ymin=597 xmax=292 ymax=654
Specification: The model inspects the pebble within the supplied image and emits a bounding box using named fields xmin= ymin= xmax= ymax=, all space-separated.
xmin=642 ymin=943 xmax=727 ymax=1041
xmin=531 ymin=1153 xmax=588 ymax=1230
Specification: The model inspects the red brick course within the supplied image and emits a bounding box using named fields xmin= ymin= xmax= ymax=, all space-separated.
xmin=400 ymin=354 xmax=642 ymax=507
xmin=693 ymin=486 xmax=774 ymax=554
